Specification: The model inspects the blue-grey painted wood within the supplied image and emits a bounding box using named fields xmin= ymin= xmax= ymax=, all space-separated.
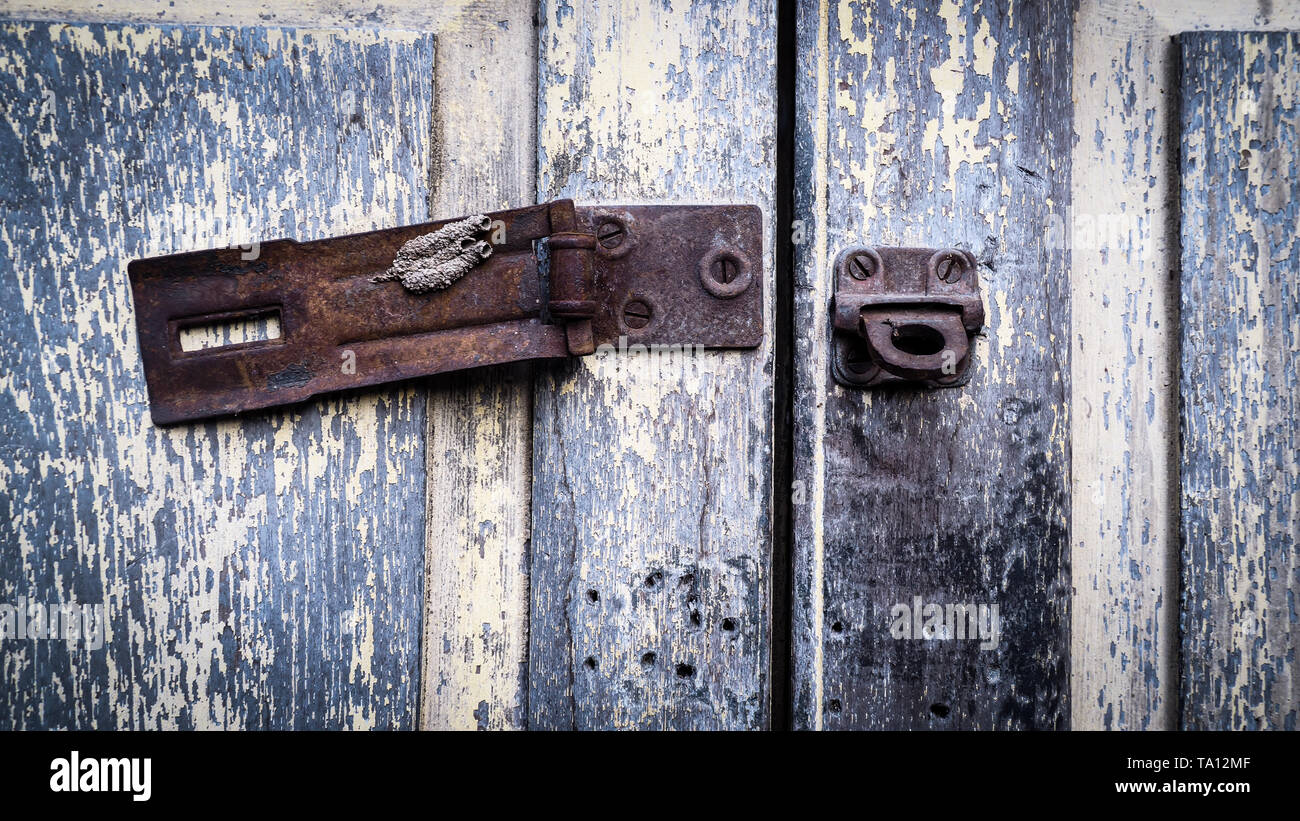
xmin=529 ymin=0 xmax=776 ymax=730
xmin=0 ymin=22 xmax=432 ymax=729
xmin=1178 ymin=31 xmax=1299 ymax=731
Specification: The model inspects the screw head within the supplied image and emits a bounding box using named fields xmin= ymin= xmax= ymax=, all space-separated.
xmin=622 ymin=299 xmax=652 ymax=329
xmin=596 ymin=219 xmax=626 ymax=249
xmin=848 ymin=253 xmax=875 ymax=280
xmin=845 ymin=354 xmax=873 ymax=374
xmin=843 ymin=339 xmax=876 ymax=375
xmin=710 ymin=256 xmax=738 ymax=284
xmin=930 ymin=249 xmax=970 ymax=284
xmin=698 ymin=248 xmax=752 ymax=299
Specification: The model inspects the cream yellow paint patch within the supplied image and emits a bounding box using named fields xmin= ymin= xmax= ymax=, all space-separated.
xmin=920 ymin=0 xmax=998 ymax=192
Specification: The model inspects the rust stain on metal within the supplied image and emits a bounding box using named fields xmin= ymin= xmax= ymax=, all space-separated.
xmin=129 ymin=199 xmax=763 ymax=424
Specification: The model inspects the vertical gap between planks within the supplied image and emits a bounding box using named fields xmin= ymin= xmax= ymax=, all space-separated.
xmin=788 ymin=0 xmax=833 ymax=730
xmin=1171 ymin=33 xmax=1187 ymax=730
xmin=770 ymin=0 xmax=798 ymax=733
xmin=414 ymin=25 xmax=439 ymax=733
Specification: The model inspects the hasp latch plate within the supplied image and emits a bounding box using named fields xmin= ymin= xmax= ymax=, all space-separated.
xmin=130 ymin=199 xmax=762 ymax=424
xmin=831 ymin=246 xmax=984 ymax=389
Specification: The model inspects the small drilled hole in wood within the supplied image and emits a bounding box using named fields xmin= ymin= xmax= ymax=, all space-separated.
xmin=721 ymin=618 xmax=737 ymax=631
xmin=584 ymin=656 xmax=597 ymax=670
xmin=828 ymin=699 xmax=842 ymax=713
xmin=930 ymin=703 xmax=950 ymax=718
xmin=641 ymin=651 xmax=656 ymax=667
xmin=690 ymin=610 xmax=701 ymax=626
xmin=587 ymin=589 xmax=599 ymax=603
xmin=831 ymin=620 xmax=843 ymax=633
xmin=675 ymin=663 xmax=695 ymax=678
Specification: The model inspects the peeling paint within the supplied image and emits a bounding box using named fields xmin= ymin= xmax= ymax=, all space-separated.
xmin=794 ymin=0 xmax=1071 ymax=730
xmin=1070 ymin=0 xmax=1300 ymax=732
xmin=529 ymin=0 xmax=775 ymax=731
xmin=1178 ymin=30 xmax=1299 ymax=731
xmin=0 ymin=22 xmax=431 ymax=729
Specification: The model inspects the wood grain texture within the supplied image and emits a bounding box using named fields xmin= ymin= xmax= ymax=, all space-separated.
xmin=529 ymin=0 xmax=776 ymax=730
xmin=1178 ymin=30 xmax=1300 ymax=731
xmin=792 ymin=0 xmax=1072 ymax=730
xmin=1070 ymin=0 xmax=1300 ymax=732
xmin=420 ymin=0 xmax=537 ymax=731
xmin=0 ymin=22 xmax=432 ymax=729
xmin=0 ymin=0 xmax=489 ymax=31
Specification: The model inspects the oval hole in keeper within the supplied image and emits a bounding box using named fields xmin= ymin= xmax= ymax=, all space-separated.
xmin=890 ymin=323 xmax=946 ymax=357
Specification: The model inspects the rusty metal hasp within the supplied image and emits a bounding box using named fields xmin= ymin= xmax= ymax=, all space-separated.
xmin=831 ymin=246 xmax=984 ymax=388
xmin=130 ymin=200 xmax=762 ymax=424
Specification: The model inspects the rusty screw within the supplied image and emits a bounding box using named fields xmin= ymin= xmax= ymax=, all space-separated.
xmin=848 ymin=252 xmax=875 ymax=280
xmin=622 ymin=299 xmax=652 ymax=329
xmin=845 ymin=355 xmax=872 ymax=374
xmin=936 ymin=256 xmax=963 ymax=283
xmin=843 ymin=340 xmax=874 ymax=375
xmin=710 ymin=256 xmax=738 ymax=284
xmin=596 ymin=219 xmax=626 ymax=249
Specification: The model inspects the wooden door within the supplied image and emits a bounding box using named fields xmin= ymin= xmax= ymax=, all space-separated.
xmin=0 ymin=0 xmax=776 ymax=730
xmin=0 ymin=18 xmax=436 ymax=729
xmin=791 ymin=0 xmax=1300 ymax=731
xmin=0 ymin=17 xmax=441 ymax=722
xmin=2 ymin=0 xmax=1298 ymax=732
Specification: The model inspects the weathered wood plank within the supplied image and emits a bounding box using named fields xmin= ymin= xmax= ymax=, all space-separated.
xmin=1178 ymin=30 xmax=1300 ymax=731
xmin=529 ymin=0 xmax=776 ymax=729
xmin=1069 ymin=0 xmax=1180 ymax=732
xmin=792 ymin=0 xmax=1072 ymax=729
xmin=0 ymin=0 xmax=477 ymax=30
xmin=1070 ymin=0 xmax=1300 ymax=733
xmin=420 ymin=0 xmax=536 ymax=732
xmin=0 ymin=22 xmax=432 ymax=729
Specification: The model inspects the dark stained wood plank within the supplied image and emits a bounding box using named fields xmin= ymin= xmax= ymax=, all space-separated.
xmin=792 ymin=0 xmax=1072 ymax=729
xmin=529 ymin=0 xmax=776 ymax=729
xmin=1178 ymin=31 xmax=1300 ymax=731
xmin=0 ymin=22 xmax=432 ymax=729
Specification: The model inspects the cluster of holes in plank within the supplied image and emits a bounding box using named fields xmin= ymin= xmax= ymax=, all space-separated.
xmin=824 ymin=699 xmax=952 ymax=720
xmin=580 ymin=567 xmax=741 ymax=680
